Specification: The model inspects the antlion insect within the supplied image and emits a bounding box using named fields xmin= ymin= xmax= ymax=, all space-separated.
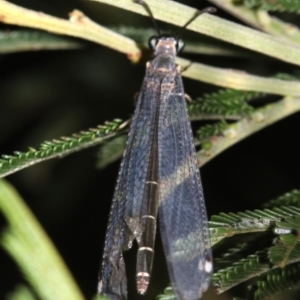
xmin=98 ymin=1 xmax=215 ymax=299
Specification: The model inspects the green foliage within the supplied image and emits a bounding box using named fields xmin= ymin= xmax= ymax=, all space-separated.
xmin=157 ymin=287 xmax=176 ymax=300
xmin=253 ymin=262 xmax=300 ymax=300
xmin=0 ymin=119 xmax=126 ymax=178
xmin=269 ymin=216 xmax=300 ymax=266
xmin=263 ymin=189 xmax=300 ymax=208
xmin=213 ymin=249 xmax=270 ymax=293
xmin=0 ymin=180 xmax=84 ymax=300
xmin=213 ymin=239 xmax=269 ymax=270
xmin=209 ymin=206 xmax=300 ymax=245
xmin=188 ymin=89 xmax=257 ymax=117
xmin=5 ymin=285 xmax=37 ymax=300
xmin=197 ymin=120 xmax=228 ymax=142
xmin=92 ymin=296 xmax=109 ymax=300
xmin=111 ymin=26 xmax=246 ymax=56
xmin=211 ymin=206 xmax=300 ymax=296
xmin=1 ymin=0 xmax=300 ymax=299
xmin=154 ymin=203 xmax=300 ymax=298
xmin=275 ymin=72 xmax=300 ymax=81
xmin=244 ymin=0 xmax=300 ymax=13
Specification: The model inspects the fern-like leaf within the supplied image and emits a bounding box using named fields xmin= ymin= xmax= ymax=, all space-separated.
xmin=253 ymin=262 xmax=300 ymax=300
xmin=159 ymin=206 xmax=300 ymax=296
xmin=157 ymin=286 xmax=176 ymax=300
xmin=0 ymin=119 xmax=128 ymax=178
xmin=263 ymin=189 xmax=300 ymax=208
xmin=197 ymin=120 xmax=228 ymax=142
xmin=188 ymin=89 xmax=258 ymax=118
xmin=214 ymin=256 xmax=300 ymax=296
xmin=244 ymin=0 xmax=300 ymax=13
xmin=214 ymin=231 xmax=275 ymax=271
xmin=209 ymin=206 xmax=300 ymax=246
xmin=213 ymin=249 xmax=270 ymax=293
xmin=269 ymin=216 xmax=300 ymax=267
xmin=213 ymin=207 xmax=300 ymax=293
xmin=189 ymin=73 xmax=300 ymax=120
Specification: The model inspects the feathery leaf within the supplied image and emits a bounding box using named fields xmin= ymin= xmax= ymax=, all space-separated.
xmin=209 ymin=206 xmax=300 ymax=246
xmin=0 ymin=119 xmax=127 ymax=178
xmin=269 ymin=216 xmax=300 ymax=267
xmin=213 ymin=249 xmax=270 ymax=293
xmin=189 ymin=89 xmax=258 ymax=117
xmin=253 ymin=262 xmax=300 ymax=300
xmin=157 ymin=286 xmax=176 ymax=300
xmin=197 ymin=120 xmax=229 ymax=142
xmin=263 ymin=189 xmax=300 ymax=208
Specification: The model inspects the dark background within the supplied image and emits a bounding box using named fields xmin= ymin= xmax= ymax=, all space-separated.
xmin=0 ymin=0 xmax=300 ymax=299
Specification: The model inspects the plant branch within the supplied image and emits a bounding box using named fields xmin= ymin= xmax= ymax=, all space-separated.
xmin=2 ymin=97 xmax=299 ymax=177
xmin=2 ymin=0 xmax=300 ymax=66
xmin=2 ymin=0 xmax=300 ymax=93
xmin=92 ymin=0 xmax=300 ymax=67
xmin=178 ymin=57 xmax=300 ymax=96
xmin=198 ymin=97 xmax=300 ymax=166
xmin=111 ymin=26 xmax=252 ymax=57
xmin=0 ymin=0 xmax=141 ymax=60
xmin=208 ymin=0 xmax=300 ymax=45
xmin=0 ymin=119 xmax=128 ymax=178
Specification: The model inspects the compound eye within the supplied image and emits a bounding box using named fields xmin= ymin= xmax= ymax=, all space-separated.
xmin=149 ymin=36 xmax=158 ymax=50
xmin=177 ymin=39 xmax=185 ymax=52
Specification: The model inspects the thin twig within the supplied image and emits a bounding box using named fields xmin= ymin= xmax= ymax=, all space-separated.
xmin=0 ymin=0 xmax=141 ymax=60
xmin=208 ymin=0 xmax=300 ymax=45
xmin=177 ymin=57 xmax=300 ymax=96
xmin=1 ymin=0 xmax=300 ymax=95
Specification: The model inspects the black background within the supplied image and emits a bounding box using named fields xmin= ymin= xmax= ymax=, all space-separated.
xmin=0 ymin=0 xmax=300 ymax=299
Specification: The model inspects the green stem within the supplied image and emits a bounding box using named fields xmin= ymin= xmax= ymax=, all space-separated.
xmin=208 ymin=0 xmax=300 ymax=45
xmin=0 ymin=179 xmax=85 ymax=300
xmin=0 ymin=0 xmax=141 ymax=59
xmin=92 ymin=0 xmax=300 ymax=67
xmin=198 ymin=97 xmax=300 ymax=166
xmin=177 ymin=57 xmax=300 ymax=96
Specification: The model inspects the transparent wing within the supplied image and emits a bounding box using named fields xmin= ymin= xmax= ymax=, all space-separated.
xmin=99 ymin=70 xmax=160 ymax=299
xmin=158 ymin=71 xmax=213 ymax=300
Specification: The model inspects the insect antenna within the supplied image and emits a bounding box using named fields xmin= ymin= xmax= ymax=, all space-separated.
xmin=133 ymin=0 xmax=161 ymax=35
xmin=176 ymin=6 xmax=217 ymax=38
